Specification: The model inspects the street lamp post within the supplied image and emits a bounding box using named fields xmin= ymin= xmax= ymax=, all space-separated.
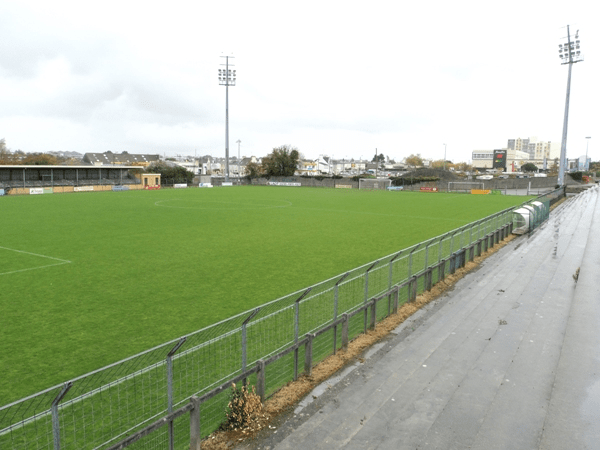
xmin=219 ymin=55 xmax=236 ymax=182
xmin=585 ymin=136 xmax=591 ymax=171
xmin=557 ymin=26 xmax=583 ymax=186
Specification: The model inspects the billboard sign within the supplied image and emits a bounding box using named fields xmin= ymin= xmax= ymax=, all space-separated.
xmin=493 ymin=150 xmax=507 ymax=170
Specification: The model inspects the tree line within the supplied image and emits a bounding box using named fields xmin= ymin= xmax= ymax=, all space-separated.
xmin=246 ymin=145 xmax=300 ymax=178
xmin=0 ymin=139 xmax=78 ymax=165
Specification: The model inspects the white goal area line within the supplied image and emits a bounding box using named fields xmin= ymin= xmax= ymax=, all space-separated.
xmin=0 ymin=246 xmax=72 ymax=276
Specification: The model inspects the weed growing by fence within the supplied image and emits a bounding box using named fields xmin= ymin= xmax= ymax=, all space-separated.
xmin=223 ymin=384 xmax=262 ymax=430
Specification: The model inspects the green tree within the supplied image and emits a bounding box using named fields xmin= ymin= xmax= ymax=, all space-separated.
xmin=0 ymin=139 xmax=12 ymax=164
xmin=261 ymin=145 xmax=300 ymax=176
xmin=147 ymin=162 xmax=194 ymax=184
xmin=405 ymin=154 xmax=423 ymax=169
xmin=454 ymin=162 xmax=473 ymax=172
xmin=22 ymin=153 xmax=60 ymax=165
xmin=569 ymin=171 xmax=583 ymax=182
xmin=548 ymin=158 xmax=559 ymax=176
xmin=371 ymin=153 xmax=385 ymax=163
xmin=245 ymin=161 xmax=263 ymax=179
xmin=521 ymin=162 xmax=538 ymax=173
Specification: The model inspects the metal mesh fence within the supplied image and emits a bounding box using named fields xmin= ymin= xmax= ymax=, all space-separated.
xmin=0 ymin=190 xmax=562 ymax=450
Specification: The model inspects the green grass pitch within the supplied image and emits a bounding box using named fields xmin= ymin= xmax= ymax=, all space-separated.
xmin=0 ymin=186 xmax=527 ymax=404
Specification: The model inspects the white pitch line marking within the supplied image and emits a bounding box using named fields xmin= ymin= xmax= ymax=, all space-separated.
xmin=0 ymin=246 xmax=72 ymax=276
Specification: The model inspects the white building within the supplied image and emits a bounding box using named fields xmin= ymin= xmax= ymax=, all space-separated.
xmin=472 ymin=149 xmax=531 ymax=172
xmin=472 ymin=150 xmax=494 ymax=169
xmin=507 ymin=137 xmax=559 ymax=160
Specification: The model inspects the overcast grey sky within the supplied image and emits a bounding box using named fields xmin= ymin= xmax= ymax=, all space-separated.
xmin=0 ymin=0 xmax=597 ymax=163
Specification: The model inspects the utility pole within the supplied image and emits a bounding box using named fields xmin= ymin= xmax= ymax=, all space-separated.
xmin=557 ymin=26 xmax=583 ymax=186
xmin=219 ymin=55 xmax=236 ymax=182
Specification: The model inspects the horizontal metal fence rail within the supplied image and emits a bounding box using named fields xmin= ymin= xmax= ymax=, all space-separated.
xmin=0 ymin=189 xmax=562 ymax=450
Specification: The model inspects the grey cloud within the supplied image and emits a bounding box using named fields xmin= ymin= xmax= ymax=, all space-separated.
xmin=0 ymin=13 xmax=118 ymax=79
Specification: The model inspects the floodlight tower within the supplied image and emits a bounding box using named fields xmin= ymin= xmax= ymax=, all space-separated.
xmin=557 ymin=26 xmax=583 ymax=186
xmin=219 ymin=55 xmax=236 ymax=182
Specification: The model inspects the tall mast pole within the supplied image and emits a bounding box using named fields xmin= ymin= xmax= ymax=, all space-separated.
xmin=225 ymin=56 xmax=229 ymax=182
xmin=557 ymin=26 xmax=583 ymax=186
xmin=219 ymin=56 xmax=236 ymax=183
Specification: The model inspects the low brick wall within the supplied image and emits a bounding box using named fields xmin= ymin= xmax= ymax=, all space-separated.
xmin=5 ymin=184 xmax=143 ymax=195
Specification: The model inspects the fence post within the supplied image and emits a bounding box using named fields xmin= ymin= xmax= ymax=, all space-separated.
xmin=256 ymin=360 xmax=266 ymax=402
xmin=189 ymin=396 xmax=201 ymax=450
xmin=495 ymin=212 xmax=501 ymax=243
xmin=478 ymin=220 xmax=484 ymax=249
xmin=439 ymin=259 xmax=446 ymax=281
xmin=166 ymin=337 xmax=187 ymax=450
xmin=333 ymin=273 xmax=349 ymax=355
xmin=294 ymin=288 xmax=312 ymax=381
xmin=304 ymin=333 xmax=315 ymax=376
xmin=407 ymin=245 xmax=420 ymax=280
xmin=449 ymin=229 xmax=459 ymax=256
xmin=393 ymin=286 xmax=399 ymax=314
xmin=370 ymin=299 xmax=377 ymax=330
xmin=341 ymin=313 xmax=349 ymax=350
xmin=388 ymin=251 xmax=403 ymax=316
xmin=469 ymin=222 xmax=474 ymax=247
xmin=424 ymin=238 xmax=435 ymax=273
xmin=51 ymin=382 xmax=73 ymax=450
xmin=409 ymin=276 xmax=418 ymax=302
xmin=364 ymin=260 xmax=380 ymax=333
xmin=425 ymin=268 xmax=433 ymax=291
xmin=242 ymin=308 xmax=260 ymax=384
xmin=438 ymin=232 xmax=448 ymax=263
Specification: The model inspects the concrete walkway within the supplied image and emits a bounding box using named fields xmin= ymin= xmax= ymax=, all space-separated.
xmin=249 ymin=187 xmax=600 ymax=450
